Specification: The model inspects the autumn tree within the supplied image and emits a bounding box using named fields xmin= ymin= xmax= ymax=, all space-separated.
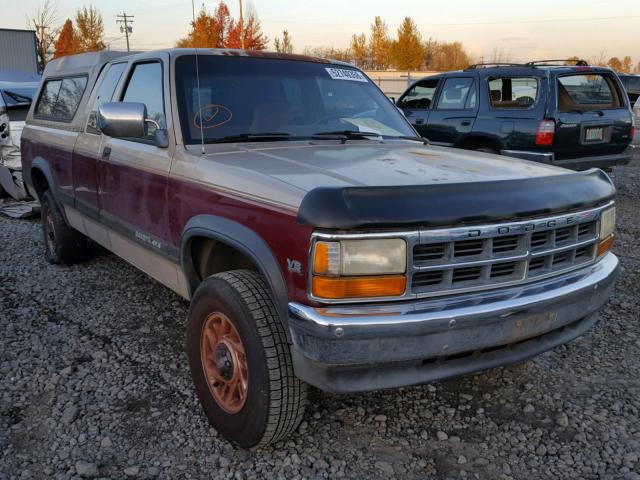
xmin=53 ymin=19 xmax=80 ymax=58
xmin=607 ymin=56 xmax=623 ymax=72
xmin=621 ymin=56 xmax=633 ymax=73
xmin=391 ymin=17 xmax=423 ymax=71
xmin=178 ymin=2 xmax=266 ymax=50
xmin=350 ymin=33 xmax=368 ymax=68
xmin=75 ymin=6 xmax=105 ymax=52
xmin=227 ymin=13 xmax=268 ymax=49
xmin=274 ymin=30 xmax=294 ymax=54
xmin=424 ymin=39 xmax=471 ymax=71
xmin=28 ymin=0 xmax=59 ymax=71
xmin=369 ymin=16 xmax=391 ymax=70
xmin=177 ymin=10 xmax=219 ymax=47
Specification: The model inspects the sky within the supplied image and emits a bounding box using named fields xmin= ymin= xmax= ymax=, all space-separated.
xmin=3 ymin=0 xmax=639 ymax=64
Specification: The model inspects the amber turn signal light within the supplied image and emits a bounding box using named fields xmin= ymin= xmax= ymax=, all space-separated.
xmin=312 ymin=275 xmax=407 ymax=299
xmin=597 ymin=234 xmax=614 ymax=257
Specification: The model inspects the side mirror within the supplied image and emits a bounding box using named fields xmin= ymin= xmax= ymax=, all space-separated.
xmin=98 ymin=102 xmax=168 ymax=147
xmin=98 ymin=102 xmax=147 ymax=138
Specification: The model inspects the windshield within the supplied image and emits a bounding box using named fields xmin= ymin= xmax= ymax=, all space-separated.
xmin=175 ymin=55 xmax=415 ymax=144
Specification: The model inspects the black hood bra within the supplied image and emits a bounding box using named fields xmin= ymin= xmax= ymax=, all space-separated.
xmin=297 ymin=169 xmax=615 ymax=229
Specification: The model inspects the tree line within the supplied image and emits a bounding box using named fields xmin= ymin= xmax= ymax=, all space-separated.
xmin=30 ymin=1 xmax=640 ymax=75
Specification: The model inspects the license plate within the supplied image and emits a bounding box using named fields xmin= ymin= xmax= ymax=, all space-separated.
xmin=585 ymin=127 xmax=604 ymax=142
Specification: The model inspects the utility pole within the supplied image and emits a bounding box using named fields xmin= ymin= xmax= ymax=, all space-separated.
xmin=116 ymin=12 xmax=134 ymax=52
xmin=191 ymin=0 xmax=195 ymax=23
xmin=238 ymin=0 xmax=245 ymax=49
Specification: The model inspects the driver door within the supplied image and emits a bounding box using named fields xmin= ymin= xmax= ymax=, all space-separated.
xmin=98 ymin=55 xmax=175 ymax=256
xmin=397 ymin=78 xmax=439 ymax=138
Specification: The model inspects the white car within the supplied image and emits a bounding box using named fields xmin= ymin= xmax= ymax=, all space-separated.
xmin=0 ymin=79 xmax=39 ymax=200
xmin=634 ymin=97 xmax=639 ymax=144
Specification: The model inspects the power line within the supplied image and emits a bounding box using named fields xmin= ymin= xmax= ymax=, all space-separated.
xmin=258 ymin=14 xmax=640 ymax=27
xmin=116 ymin=12 xmax=134 ymax=52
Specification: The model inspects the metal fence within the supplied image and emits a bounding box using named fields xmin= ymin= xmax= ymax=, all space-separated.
xmin=364 ymin=71 xmax=440 ymax=99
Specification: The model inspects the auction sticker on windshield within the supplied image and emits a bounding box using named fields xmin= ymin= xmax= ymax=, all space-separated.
xmin=325 ymin=67 xmax=368 ymax=82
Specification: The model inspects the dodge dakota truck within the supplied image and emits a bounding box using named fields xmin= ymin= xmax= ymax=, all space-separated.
xmin=21 ymin=49 xmax=618 ymax=448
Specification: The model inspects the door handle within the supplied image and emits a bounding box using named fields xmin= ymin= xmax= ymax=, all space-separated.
xmin=102 ymin=146 xmax=111 ymax=160
xmin=415 ymin=118 xmax=424 ymax=125
xmin=461 ymin=120 xmax=471 ymax=126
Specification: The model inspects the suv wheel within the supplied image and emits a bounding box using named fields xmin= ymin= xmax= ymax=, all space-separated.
xmin=41 ymin=190 xmax=87 ymax=264
xmin=186 ymin=270 xmax=307 ymax=448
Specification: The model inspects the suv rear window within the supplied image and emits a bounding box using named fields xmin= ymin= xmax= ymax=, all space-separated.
xmin=488 ymin=77 xmax=538 ymax=109
xmin=557 ymin=74 xmax=622 ymax=111
xmin=35 ymin=76 xmax=88 ymax=122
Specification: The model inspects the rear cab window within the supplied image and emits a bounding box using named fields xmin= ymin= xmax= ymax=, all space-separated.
xmin=34 ymin=76 xmax=88 ymax=122
xmin=488 ymin=77 xmax=539 ymax=109
xmin=557 ymin=73 xmax=623 ymax=111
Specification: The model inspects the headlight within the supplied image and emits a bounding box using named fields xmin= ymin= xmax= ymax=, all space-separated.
xmin=311 ymin=238 xmax=407 ymax=299
xmin=599 ymin=207 xmax=615 ymax=239
xmin=597 ymin=206 xmax=615 ymax=256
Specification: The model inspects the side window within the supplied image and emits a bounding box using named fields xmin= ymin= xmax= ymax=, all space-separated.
xmin=121 ymin=62 xmax=165 ymax=140
xmin=34 ymin=76 xmax=87 ymax=121
xmin=399 ymin=79 xmax=439 ymax=109
xmin=436 ymin=78 xmax=474 ymax=110
xmin=35 ymin=80 xmax=62 ymax=116
xmin=488 ymin=77 xmax=539 ymax=109
xmin=87 ymin=62 xmax=127 ymax=134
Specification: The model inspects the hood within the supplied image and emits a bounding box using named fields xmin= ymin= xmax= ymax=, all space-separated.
xmin=205 ymin=141 xmax=571 ymax=193
xmin=199 ymin=141 xmax=614 ymax=228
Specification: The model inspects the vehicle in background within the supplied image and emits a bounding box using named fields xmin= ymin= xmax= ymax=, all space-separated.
xmin=22 ymin=49 xmax=619 ymax=447
xmin=397 ymin=60 xmax=634 ymax=170
xmin=0 ymin=72 xmax=40 ymax=199
xmin=618 ymin=73 xmax=640 ymax=104
xmin=634 ymin=97 xmax=640 ymax=145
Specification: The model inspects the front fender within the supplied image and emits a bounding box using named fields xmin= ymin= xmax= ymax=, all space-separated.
xmin=180 ymin=214 xmax=290 ymax=335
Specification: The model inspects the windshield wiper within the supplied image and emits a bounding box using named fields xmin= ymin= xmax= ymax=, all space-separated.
xmin=396 ymin=135 xmax=429 ymax=145
xmin=312 ymin=130 xmax=429 ymax=145
xmin=312 ymin=130 xmax=381 ymax=143
xmin=205 ymin=132 xmax=290 ymax=144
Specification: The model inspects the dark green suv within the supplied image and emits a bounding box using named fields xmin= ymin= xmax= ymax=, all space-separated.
xmin=397 ymin=60 xmax=635 ymax=170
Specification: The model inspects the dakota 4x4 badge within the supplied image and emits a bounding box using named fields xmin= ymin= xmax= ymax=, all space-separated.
xmin=325 ymin=67 xmax=368 ymax=82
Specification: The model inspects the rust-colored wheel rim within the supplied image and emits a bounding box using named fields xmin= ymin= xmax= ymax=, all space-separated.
xmin=200 ymin=312 xmax=248 ymax=414
xmin=45 ymin=209 xmax=56 ymax=251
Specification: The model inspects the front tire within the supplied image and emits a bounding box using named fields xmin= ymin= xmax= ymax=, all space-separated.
xmin=41 ymin=190 xmax=87 ymax=264
xmin=186 ymin=270 xmax=307 ymax=448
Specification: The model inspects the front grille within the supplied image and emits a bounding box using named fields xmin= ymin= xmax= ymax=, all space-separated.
xmin=412 ymin=211 xmax=601 ymax=296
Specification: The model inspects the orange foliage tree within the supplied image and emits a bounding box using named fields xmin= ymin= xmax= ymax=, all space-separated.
xmin=177 ymin=1 xmax=267 ymax=50
xmin=53 ymin=19 xmax=80 ymax=58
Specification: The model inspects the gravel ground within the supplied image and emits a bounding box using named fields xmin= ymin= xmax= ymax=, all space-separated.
xmin=1 ymin=152 xmax=639 ymax=480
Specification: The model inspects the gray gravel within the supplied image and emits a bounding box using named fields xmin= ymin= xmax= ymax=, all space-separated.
xmin=1 ymin=152 xmax=640 ymax=480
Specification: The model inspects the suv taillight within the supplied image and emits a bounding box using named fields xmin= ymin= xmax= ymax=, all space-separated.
xmin=536 ymin=119 xmax=555 ymax=146
xmin=631 ymin=114 xmax=636 ymax=140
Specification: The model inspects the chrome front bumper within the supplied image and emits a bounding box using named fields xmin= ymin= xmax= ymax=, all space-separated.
xmin=288 ymin=253 xmax=618 ymax=392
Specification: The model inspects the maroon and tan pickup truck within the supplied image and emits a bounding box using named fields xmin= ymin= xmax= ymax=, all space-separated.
xmin=21 ymin=49 xmax=619 ymax=447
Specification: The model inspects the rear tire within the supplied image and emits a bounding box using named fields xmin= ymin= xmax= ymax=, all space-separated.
xmin=41 ymin=190 xmax=87 ymax=264
xmin=186 ymin=270 xmax=307 ymax=448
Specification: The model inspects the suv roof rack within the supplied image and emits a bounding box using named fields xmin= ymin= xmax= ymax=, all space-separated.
xmin=465 ymin=62 xmax=529 ymax=70
xmin=525 ymin=59 xmax=589 ymax=67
